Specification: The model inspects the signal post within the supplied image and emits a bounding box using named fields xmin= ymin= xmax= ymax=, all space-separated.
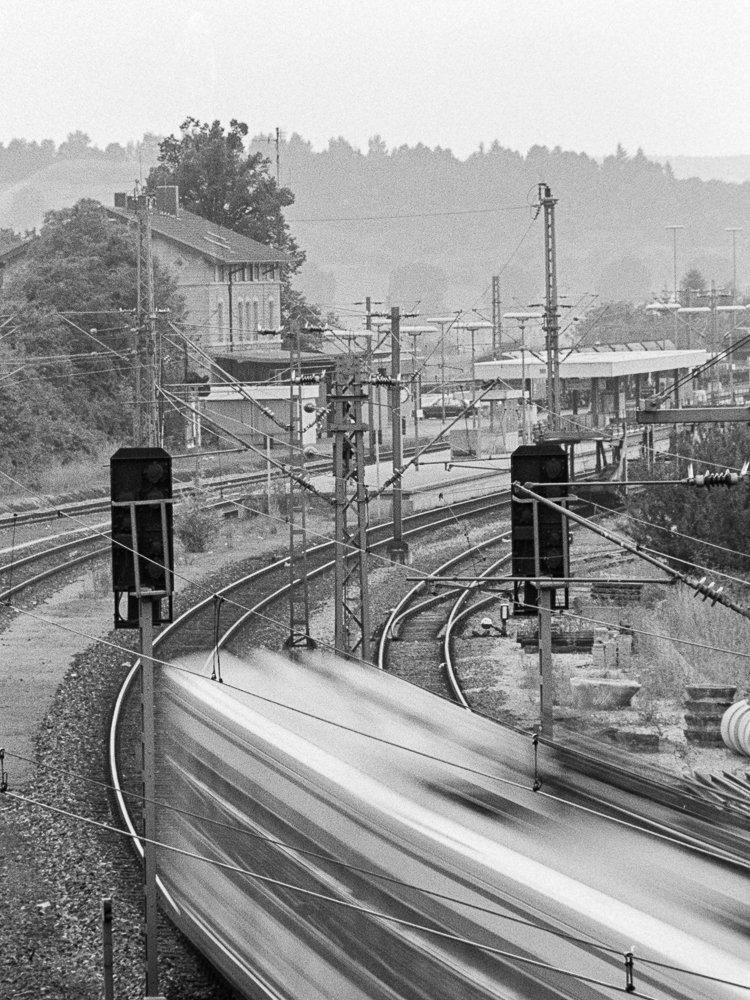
xmin=110 ymin=447 xmax=174 ymax=998
xmin=510 ymin=444 xmax=570 ymax=738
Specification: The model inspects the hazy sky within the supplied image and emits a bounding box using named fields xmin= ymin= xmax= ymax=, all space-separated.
xmin=2 ymin=0 xmax=750 ymax=159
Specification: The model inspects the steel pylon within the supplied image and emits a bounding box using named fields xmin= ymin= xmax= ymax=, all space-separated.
xmin=332 ymin=356 xmax=371 ymax=661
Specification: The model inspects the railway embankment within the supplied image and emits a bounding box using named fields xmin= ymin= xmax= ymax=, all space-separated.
xmin=0 ymin=510 xmax=306 ymax=1000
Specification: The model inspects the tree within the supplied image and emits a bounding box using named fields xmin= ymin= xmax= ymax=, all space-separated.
xmin=56 ymin=131 xmax=98 ymax=159
xmin=147 ymin=118 xmax=323 ymax=339
xmin=626 ymin=427 xmax=750 ymax=573
xmin=680 ymin=268 xmax=707 ymax=306
xmin=0 ymin=199 xmax=184 ymax=466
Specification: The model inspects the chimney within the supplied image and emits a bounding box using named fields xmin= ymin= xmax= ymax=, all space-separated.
xmin=156 ymin=185 xmax=179 ymax=217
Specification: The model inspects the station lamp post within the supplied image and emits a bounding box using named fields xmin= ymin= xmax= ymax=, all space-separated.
xmin=427 ymin=312 xmax=462 ymax=422
xmin=454 ymin=320 xmax=493 ymax=411
xmin=504 ymin=313 xmax=543 ymax=444
xmin=726 ymin=227 xmax=742 ymax=303
xmin=401 ymin=325 xmax=435 ymax=466
xmin=666 ymin=225 xmax=684 ymax=345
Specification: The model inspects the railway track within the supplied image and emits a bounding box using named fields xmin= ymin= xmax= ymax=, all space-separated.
xmin=106 ymin=487 xmax=750 ymax=1000
xmin=0 ymin=441 xmax=448 ymax=529
xmin=377 ymin=527 xmax=512 ymax=703
xmin=107 ymin=475 xmax=750 ymax=996
xmin=0 ymin=523 xmax=110 ymax=606
xmin=108 ymin=490 xmax=514 ymax=886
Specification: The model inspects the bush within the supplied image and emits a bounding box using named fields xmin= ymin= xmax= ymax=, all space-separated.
xmin=174 ymin=491 xmax=220 ymax=552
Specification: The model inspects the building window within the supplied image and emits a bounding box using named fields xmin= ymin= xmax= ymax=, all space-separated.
xmin=268 ymin=299 xmax=275 ymax=330
xmin=253 ymin=299 xmax=260 ymax=333
xmin=247 ymin=264 xmax=254 ymax=282
xmin=237 ymin=297 xmax=244 ymax=338
xmin=245 ymin=300 xmax=253 ymax=338
xmin=217 ymin=301 xmax=224 ymax=341
xmin=254 ymin=263 xmax=260 ymax=281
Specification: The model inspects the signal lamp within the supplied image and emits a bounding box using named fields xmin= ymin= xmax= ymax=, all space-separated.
xmin=110 ymin=447 xmax=174 ymax=629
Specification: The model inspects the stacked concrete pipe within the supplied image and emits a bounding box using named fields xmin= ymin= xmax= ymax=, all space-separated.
xmin=721 ymin=699 xmax=750 ymax=755
xmin=684 ymin=685 xmax=737 ymax=745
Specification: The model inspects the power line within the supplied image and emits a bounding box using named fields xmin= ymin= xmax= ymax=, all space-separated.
xmin=290 ymin=204 xmax=530 ymax=223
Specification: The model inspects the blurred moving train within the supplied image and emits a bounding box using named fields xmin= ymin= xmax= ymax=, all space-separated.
xmin=148 ymin=651 xmax=750 ymax=999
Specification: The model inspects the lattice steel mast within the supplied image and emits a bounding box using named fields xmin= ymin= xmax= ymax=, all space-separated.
xmin=285 ymin=322 xmax=317 ymax=653
xmin=332 ymin=356 xmax=371 ymax=660
xmin=539 ymin=183 xmax=561 ymax=432
xmin=134 ymin=185 xmax=161 ymax=447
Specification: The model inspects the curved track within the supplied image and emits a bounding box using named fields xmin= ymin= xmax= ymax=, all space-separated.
xmin=131 ymin=652 xmax=750 ymax=1000
xmin=378 ymin=529 xmax=512 ymax=703
xmin=0 ymin=523 xmax=110 ymax=605
xmin=109 ymin=486 xmax=750 ymax=999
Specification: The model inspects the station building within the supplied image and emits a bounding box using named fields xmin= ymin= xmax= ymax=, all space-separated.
xmin=108 ymin=186 xmax=289 ymax=353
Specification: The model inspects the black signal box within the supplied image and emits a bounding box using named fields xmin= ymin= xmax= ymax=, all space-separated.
xmin=510 ymin=443 xmax=569 ymax=615
xmin=110 ymin=447 xmax=174 ymax=628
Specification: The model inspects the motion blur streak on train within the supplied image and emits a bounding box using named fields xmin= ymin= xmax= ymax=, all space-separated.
xmin=153 ymin=651 xmax=750 ymax=999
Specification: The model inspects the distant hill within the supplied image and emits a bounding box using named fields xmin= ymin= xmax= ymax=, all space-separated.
xmin=0 ymin=155 xmax=160 ymax=231
xmin=5 ymin=133 xmax=750 ymax=320
xmin=653 ymin=155 xmax=750 ymax=184
xmin=272 ymin=138 xmax=750 ymax=316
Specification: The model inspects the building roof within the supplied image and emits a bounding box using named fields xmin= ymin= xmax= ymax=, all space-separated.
xmin=0 ymin=237 xmax=33 ymax=265
xmin=107 ymin=205 xmax=291 ymax=266
xmin=476 ymin=348 xmax=708 ymax=381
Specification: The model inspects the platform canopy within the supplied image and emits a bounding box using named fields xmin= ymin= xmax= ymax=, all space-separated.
xmin=475 ymin=348 xmax=708 ymax=382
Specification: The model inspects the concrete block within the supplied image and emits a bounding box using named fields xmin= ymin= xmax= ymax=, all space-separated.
xmin=570 ymin=677 xmax=642 ymax=709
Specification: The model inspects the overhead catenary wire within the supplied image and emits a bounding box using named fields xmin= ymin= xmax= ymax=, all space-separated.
xmin=0 ymin=790 xmax=687 ymax=1000
xmin=3 ymin=438 xmax=747 ymax=664
xmin=289 ymin=203 xmax=531 ymax=223
xmin=4 ymin=512 xmax=750 ymax=888
xmin=164 ymin=323 xmax=294 ymax=433
xmin=6 ymin=586 xmax=750 ymax=822
xmin=9 ymin=747 xmax=750 ymax=993
xmin=0 ymin=747 xmax=643 ymax=962
xmin=584 ymin=496 xmax=750 ymax=584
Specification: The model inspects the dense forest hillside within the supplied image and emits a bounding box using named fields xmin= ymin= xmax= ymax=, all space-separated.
xmin=3 ymin=131 xmax=750 ymax=321
xmin=269 ymin=137 xmax=750 ymax=316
